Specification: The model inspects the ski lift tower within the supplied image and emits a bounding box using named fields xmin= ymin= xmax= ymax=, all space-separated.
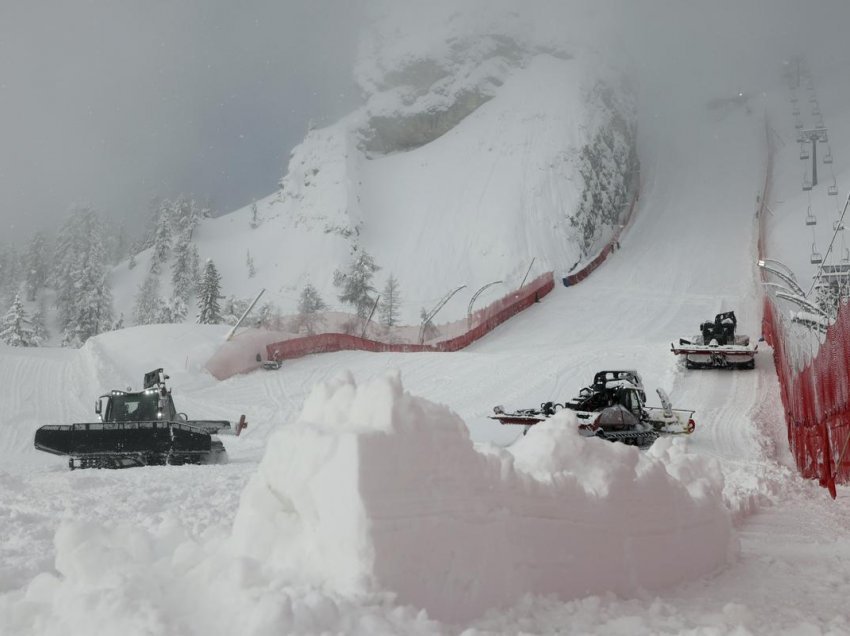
xmin=801 ymin=127 xmax=829 ymax=187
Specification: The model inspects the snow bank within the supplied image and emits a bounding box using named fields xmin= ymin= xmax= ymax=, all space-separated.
xmin=232 ymin=372 xmax=734 ymax=622
xmin=0 ymin=372 xmax=734 ymax=632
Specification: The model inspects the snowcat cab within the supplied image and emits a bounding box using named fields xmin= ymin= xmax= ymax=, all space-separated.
xmin=673 ymin=311 xmax=757 ymax=369
xmin=34 ymin=368 xmax=247 ymax=470
xmin=490 ymin=369 xmax=695 ymax=448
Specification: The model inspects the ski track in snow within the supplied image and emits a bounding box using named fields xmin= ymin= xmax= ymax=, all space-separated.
xmin=3 ymin=83 xmax=850 ymax=634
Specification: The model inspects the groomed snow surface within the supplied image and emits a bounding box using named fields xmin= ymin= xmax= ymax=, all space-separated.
xmin=4 ymin=78 xmax=850 ymax=636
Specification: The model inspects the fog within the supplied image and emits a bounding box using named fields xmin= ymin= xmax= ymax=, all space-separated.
xmin=0 ymin=1 xmax=363 ymax=240
xmin=2 ymin=0 xmax=849 ymax=243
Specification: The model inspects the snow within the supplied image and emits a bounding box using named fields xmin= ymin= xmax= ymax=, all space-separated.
xmin=231 ymin=372 xmax=731 ymax=622
xmin=4 ymin=9 xmax=850 ymax=636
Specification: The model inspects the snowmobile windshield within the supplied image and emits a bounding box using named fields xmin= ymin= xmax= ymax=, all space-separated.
xmin=106 ymin=393 xmax=161 ymax=422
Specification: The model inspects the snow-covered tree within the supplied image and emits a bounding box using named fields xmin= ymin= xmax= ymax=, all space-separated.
xmin=379 ymin=274 xmax=401 ymax=327
xmin=333 ymin=250 xmax=380 ymax=318
xmin=0 ymin=294 xmax=38 ymax=346
xmin=293 ymin=283 xmax=327 ymax=334
xmin=171 ymin=196 xmax=203 ymax=240
xmin=0 ymin=245 xmax=22 ymax=302
xmin=197 ymin=259 xmax=223 ymax=324
xmin=158 ymin=296 xmax=187 ymax=324
xmin=52 ymin=208 xmax=114 ymax=346
xmin=24 ymin=232 xmax=50 ymax=301
xmin=149 ymin=205 xmax=172 ymax=274
xmin=246 ymin=250 xmax=256 ymax=278
xmin=171 ymin=230 xmax=196 ymax=305
xmin=134 ymin=272 xmax=164 ymax=325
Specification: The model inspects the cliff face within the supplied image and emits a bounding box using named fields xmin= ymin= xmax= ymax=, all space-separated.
xmin=112 ymin=2 xmax=637 ymax=324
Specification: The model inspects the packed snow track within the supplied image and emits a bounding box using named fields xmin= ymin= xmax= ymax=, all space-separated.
xmin=1 ymin=90 xmax=849 ymax=635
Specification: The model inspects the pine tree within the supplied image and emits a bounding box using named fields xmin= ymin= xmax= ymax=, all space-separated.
xmin=158 ymin=296 xmax=187 ymax=324
xmin=333 ymin=250 xmax=380 ymax=318
xmin=246 ymin=250 xmax=256 ymax=278
xmin=52 ymin=208 xmax=114 ymax=346
xmin=0 ymin=294 xmax=38 ymax=346
xmin=379 ymin=274 xmax=401 ymax=327
xmin=171 ymin=228 xmax=195 ymax=305
xmin=134 ymin=272 xmax=164 ymax=325
xmin=197 ymin=259 xmax=223 ymax=324
xmin=294 ymin=284 xmax=327 ymax=334
xmin=0 ymin=245 xmax=22 ymax=302
xmin=171 ymin=196 xmax=202 ymax=240
xmin=24 ymin=232 xmax=50 ymax=301
xmin=150 ymin=205 xmax=172 ymax=274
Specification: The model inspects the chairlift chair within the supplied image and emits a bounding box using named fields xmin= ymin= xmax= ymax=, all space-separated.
xmin=800 ymin=144 xmax=810 ymax=160
xmin=803 ymin=174 xmax=813 ymax=191
xmin=833 ymin=220 xmax=845 ymax=231
xmin=811 ymin=244 xmax=823 ymax=264
xmin=806 ymin=207 xmax=817 ymax=226
xmin=795 ymin=118 xmax=804 ymax=129
xmin=829 ymin=179 xmax=839 ymax=196
xmin=813 ymin=106 xmax=822 ymax=117
xmin=792 ymin=106 xmax=801 ymax=116
xmin=824 ymin=150 xmax=833 ymax=164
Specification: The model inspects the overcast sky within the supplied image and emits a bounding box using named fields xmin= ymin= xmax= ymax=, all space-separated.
xmin=0 ymin=1 xmax=363 ymax=241
xmin=2 ymin=1 xmax=849 ymax=243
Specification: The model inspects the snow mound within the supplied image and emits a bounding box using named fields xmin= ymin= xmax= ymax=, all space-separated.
xmin=232 ymin=372 xmax=735 ymax=622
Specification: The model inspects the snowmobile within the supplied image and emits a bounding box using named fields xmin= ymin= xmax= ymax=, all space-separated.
xmin=671 ymin=311 xmax=757 ymax=369
xmin=34 ymin=368 xmax=247 ymax=470
xmin=491 ymin=370 xmax=695 ymax=449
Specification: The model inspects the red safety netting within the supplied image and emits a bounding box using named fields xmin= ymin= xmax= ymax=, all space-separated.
xmin=206 ymin=272 xmax=554 ymax=380
xmin=759 ymin=118 xmax=848 ymax=498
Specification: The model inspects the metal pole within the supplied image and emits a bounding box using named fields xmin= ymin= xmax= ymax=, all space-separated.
xmin=225 ymin=288 xmax=266 ymax=341
xmin=519 ymin=257 xmax=536 ymax=289
xmin=467 ymin=280 xmax=503 ymax=326
xmin=811 ymin=136 xmax=818 ymax=187
xmin=809 ymin=193 xmax=850 ymax=297
xmin=758 ymin=260 xmax=806 ymax=297
xmin=361 ymin=295 xmax=381 ymax=339
xmin=419 ymin=285 xmax=467 ymax=344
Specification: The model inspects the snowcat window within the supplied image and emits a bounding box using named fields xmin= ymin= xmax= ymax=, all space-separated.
xmin=107 ymin=394 xmax=160 ymax=422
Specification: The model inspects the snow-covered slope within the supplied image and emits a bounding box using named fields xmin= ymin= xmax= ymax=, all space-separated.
xmin=3 ymin=54 xmax=850 ymax=634
xmin=110 ymin=3 xmax=635 ymax=326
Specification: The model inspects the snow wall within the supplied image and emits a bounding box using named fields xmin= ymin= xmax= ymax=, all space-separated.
xmin=231 ymin=372 xmax=734 ymax=623
xmin=759 ymin=110 xmax=850 ymax=499
xmin=205 ymin=273 xmax=554 ymax=380
xmin=563 ymin=172 xmax=640 ymax=287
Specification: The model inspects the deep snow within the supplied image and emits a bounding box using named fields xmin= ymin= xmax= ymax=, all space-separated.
xmin=5 ymin=3 xmax=850 ymax=630
xmin=2 ymin=65 xmax=850 ymax=634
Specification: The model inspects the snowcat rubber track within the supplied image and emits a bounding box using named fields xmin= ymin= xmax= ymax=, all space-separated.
xmin=34 ymin=421 xmax=214 ymax=469
xmin=594 ymin=429 xmax=660 ymax=449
